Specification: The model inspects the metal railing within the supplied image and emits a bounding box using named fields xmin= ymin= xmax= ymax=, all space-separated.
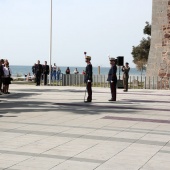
xmin=47 ymin=74 xmax=170 ymax=90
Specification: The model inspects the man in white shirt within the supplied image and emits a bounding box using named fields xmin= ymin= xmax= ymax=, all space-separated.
xmin=73 ymin=68 xmax=79 ymax=74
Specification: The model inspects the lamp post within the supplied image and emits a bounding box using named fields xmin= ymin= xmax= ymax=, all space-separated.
xmin=49 ymin=0 xmax=52 ymax=85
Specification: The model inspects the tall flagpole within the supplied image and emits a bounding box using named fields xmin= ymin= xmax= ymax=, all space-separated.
xmin=49 ymin=0 xmax=52 ymax=85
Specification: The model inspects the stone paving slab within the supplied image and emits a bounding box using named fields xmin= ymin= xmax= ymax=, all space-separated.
xmin=0 ymin=84 xmax=170 ymax=169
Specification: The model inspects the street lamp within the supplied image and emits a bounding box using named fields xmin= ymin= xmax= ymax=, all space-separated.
xmin=49 ymin=0 xmax=52 ymax=85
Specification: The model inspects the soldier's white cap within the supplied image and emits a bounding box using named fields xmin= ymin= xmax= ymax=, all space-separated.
xmin=109 ymin=57 xmax=116 ymax=61
xmin=85 ymin=56 xmax=91 ymax=60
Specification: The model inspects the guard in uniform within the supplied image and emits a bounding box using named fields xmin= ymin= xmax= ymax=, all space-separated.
xmin=107 ymin=57 xmax=117 ymax=101
xmin=35 ymin=60 xmax=43 ymax=86
xmin=122 ymin=62 xmax=130 ymax=92
xmin=84 ymin=55 xmax=93 ymax=102
xmin=43 ymin=61 xmax=49 ymax=85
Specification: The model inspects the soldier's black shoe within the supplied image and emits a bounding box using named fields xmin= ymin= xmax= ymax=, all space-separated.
xmin=84 ymin=100 xmax=92 ymax=103
xmin=108 ymin=99 xmax=116 ymax=101
xmin=123 ymin=90 xmax=127 ymax=92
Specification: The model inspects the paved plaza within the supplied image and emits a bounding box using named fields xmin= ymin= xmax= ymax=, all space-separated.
xmin=0 ymin=84 xmax=170 ymax=170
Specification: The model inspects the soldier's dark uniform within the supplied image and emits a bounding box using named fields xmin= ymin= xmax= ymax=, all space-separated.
xmin=84 ymin=56 xmax=93 ymax=102
xmin=122 ymin=62 xmax=130 ymax=92
xmin=35 ymin=61 xmax=43 ymax=86
xmin=43 ymin=62 xmax=49 ymax=85
xmin=107 ymin=58 xmax=117 ymax=101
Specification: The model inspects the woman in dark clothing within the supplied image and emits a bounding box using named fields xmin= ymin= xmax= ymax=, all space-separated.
xmin=3 ymin=60 xmax=11 ymax=94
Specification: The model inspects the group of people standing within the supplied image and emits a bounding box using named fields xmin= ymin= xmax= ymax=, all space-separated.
xmin=32 ymin=60 xmax=61 ymax=86
xmin=0 ymin=59 xmax=12 ymax=95
xmin=51 ymin=63 xmax=61 ymax=81
xmin=84 ymin=54 xmax=130 ymax=102
xmin=65 ymin=67 xmax=85 ymax=75
xmin=0 ymin=57 xmax=130 ymax=101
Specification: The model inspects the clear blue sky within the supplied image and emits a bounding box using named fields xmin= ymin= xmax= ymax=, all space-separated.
xmin=0 ymin=0 xmax=152 ymax=67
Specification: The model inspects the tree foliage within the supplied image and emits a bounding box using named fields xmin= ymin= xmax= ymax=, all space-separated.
xmin=131 ymin=22 xmax=151 ymax=72
xmin=143 ymin=21 xmax=151 ymax=36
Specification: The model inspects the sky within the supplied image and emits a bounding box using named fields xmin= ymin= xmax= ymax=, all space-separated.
xmin=0 ymin=0 xmax=152 ymax=67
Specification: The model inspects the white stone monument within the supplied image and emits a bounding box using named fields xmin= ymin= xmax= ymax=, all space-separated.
xmin=146 ymin=0 xmax=170 ymax=89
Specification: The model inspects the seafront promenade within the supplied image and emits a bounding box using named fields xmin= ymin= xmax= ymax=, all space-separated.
xmin=0 ymin=84 xmax=170 ymax=170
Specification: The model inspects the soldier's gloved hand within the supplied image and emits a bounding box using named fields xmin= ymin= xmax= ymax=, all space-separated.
xmin=111 ymin=81 xmax=113 ymax=83
xmin=87 ymin=80 xmax=91 ymax=83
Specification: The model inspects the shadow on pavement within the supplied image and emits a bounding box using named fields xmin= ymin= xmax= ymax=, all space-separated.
xmin=122 ymin=99 xmax=170 ymax=104
xmin=0 ymin=91 xmax=137 ymax=116
xmin=1 ymin=90 xmax=170 ymax=119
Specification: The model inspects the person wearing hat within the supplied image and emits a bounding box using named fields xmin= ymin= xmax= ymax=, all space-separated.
xmin=122 ymin=62 xmax=130 ymax=92
xmin=107 ymin=57 xmax=117 ymax=101
xmin=84 ymin=55 xmax=93 ymax=102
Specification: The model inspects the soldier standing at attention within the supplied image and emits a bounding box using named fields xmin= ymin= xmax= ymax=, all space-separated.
xmin=84 ymin=52 xmax=93 ymax=102
xmin=35 ymin=60 xmax=43 ymax=86
xmin=43 ymin=61 xmax=49 ymax=85
xmin=107 ymin=57 xmax=117 ymax=101
xmin=122 ymin=62 xmax=130 ymax=92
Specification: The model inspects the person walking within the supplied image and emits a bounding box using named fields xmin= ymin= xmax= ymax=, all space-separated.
xmin=84 ymin=55 xmax=93 ymax=102
xmin=122 ymin=62 xmax=130 ymax=92
xmin=35 ymin=60 xmax=43 ymax=86
xmin=107 ymin=57 xmax=117 ymax=101
xmin=43 ymin=61 xmax=49 ymax=85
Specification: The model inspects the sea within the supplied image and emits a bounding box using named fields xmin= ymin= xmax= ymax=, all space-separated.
xmin=10 ymin=65 xmax=146 ymax=77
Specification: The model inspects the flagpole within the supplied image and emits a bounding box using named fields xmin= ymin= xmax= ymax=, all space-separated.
xmin=49 ymin=0 xmax=52 ymax=85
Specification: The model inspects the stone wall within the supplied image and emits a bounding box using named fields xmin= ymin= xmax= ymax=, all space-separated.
xmin=146 ymin=0 xmax=170 ymax=89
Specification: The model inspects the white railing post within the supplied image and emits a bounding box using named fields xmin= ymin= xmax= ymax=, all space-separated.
xmin=103 ymin=75 xmax=104 ymax=87
xmin=93 ymin=75 xmax=95 ymax=87
xmin=97 ymin=75 xmax=98 ymax=87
